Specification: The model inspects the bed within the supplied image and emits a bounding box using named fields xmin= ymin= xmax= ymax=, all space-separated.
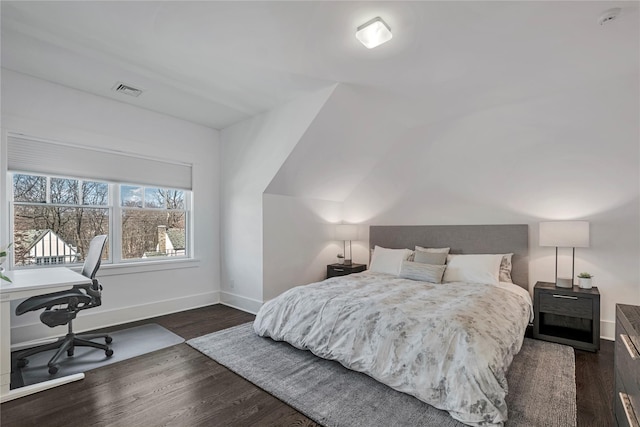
xmin=254 ymin=225 xmax=532 ymax=427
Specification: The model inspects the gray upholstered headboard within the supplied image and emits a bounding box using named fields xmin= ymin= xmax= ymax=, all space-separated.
xmin=369 ymin=225 xmax=529 ymax=289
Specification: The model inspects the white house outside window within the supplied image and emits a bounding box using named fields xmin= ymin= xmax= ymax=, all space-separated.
xmin=12 ymin=173 xmax=110 ymax=266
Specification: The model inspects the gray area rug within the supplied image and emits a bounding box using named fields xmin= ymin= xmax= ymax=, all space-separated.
xmin=188 ymin=322 xmax=576 ymax=427
xmin=13 ymin=323 xmax=184 ymax=388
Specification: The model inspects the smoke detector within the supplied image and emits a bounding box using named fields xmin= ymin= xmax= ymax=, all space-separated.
xmin=112 ymin=82 xmax=143 ymax=97
xmin=598 ymin=8 xmax=621 ymax=25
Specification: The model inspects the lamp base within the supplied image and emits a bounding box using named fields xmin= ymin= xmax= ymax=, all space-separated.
xmin=555 ymin=278 xmax=573 ymax=288
xmin=343 ymin=259 xmax=352 ymax=266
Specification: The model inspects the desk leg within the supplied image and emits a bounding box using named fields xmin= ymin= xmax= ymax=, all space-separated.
xmin=0 ymin=298 xmax=84 ymax=403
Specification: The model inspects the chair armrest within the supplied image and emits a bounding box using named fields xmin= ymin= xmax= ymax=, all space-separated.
xmin=16 ymin=289 xmax=92 ymax=316
xmin=74 ymin=279 xmax=102 ymax=299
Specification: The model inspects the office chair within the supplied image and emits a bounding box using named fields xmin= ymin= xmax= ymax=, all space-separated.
xmin=14 ymin=234 xmax=113 ymax=375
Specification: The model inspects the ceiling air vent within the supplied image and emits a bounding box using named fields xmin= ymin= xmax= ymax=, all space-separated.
xmin=112 ymin=82 xmax=143 ymax=97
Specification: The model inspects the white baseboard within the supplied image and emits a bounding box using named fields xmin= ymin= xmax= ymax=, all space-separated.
xmin=11 ymin=291 xmax=220 ymax=348
xmin=220 ymin=291 xmax=262 ymax=315
xmin=600 ymin=319 xmax=614 ymax=341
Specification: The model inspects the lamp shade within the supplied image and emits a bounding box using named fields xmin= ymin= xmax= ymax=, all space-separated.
xmin=539 ymin=221 xmax=589 ymax=248
xmin=336 ymin=224 xmax=358 ymax=241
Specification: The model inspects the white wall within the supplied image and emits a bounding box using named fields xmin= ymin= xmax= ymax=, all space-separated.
xmin=263 ymin=194 xmax=342 ymax=301
xmin=1 ymin=70 xmax=221 ymax=344
xmin=266 ymin=84 xmax=424 ymax=201
xmin=342 ymin=75 xmax=640 ymax=340
xmin=219 ymin=85 xmax=335 ymax=312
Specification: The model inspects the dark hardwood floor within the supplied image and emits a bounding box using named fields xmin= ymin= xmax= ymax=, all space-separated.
xmin=1 ymin=304 xmax=614 ymax=427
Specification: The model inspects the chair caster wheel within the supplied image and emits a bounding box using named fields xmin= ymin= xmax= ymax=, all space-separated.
xmin=17 ymin=358 xmax=28 ymax=368
xmin=67 ymin=349 xmax=74 ymax=357
xmin=105 ymin=336 xmax=113 ymax=344
xmin=48 ymin=365 xmax=59 ymax=375
xmin=105 ymin=349 xmax=114 ymax=357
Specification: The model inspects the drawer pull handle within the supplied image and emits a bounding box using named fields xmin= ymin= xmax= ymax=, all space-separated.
xmin=621 ymin=333 xmax=639 ymax=360
xmin=552 ymin=294 xmax=578 ymax=300
xmin=333 ymin=269 xmax=344 ymax=272
xmin=619 ymin=392 xmax=640 ymax=427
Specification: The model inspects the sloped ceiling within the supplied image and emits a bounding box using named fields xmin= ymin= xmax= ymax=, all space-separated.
xmin=265 ymin=84 xmax=427 ymax=201
xmin=2 ymin=1 xmax=637 ymax=129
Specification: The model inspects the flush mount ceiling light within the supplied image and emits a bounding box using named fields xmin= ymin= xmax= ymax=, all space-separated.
xmin=356 ymin=17 xmax=392 ymax=49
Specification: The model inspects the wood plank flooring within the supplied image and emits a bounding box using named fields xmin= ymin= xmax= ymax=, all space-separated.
xmin=1 ymin=304 xmax=614 ymax=427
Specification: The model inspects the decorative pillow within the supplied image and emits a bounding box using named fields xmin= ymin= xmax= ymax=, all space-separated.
xmin=442 ymin=254 xmax=503 ymax=285
xmin=499 ymin=253 xmax=514 ymax=283
xmin=409 ymin=246 xmax=450 ymax=261
xmin=399 ymin=261 xmax=446 ymax=283
xmin=415 ymin=246 xmax=451 ymax=254
xmin=369 ymin=246 xmax=413 ymax=276
xmin=413 ymin=250 xmax=448 ymax=265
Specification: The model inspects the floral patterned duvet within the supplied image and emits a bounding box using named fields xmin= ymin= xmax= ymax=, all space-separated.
xmin=253 ymin=271 xmax=533 ymax=426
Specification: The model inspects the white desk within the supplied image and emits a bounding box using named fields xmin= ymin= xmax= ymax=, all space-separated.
xmin=0 ymin=267 xmax=91 ymax=403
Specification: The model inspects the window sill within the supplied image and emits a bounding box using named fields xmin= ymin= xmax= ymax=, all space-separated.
xmin=94 ymin=258 xmax=200 ymax=276
xmin=9 ymin=258 xmax=200 ymax=276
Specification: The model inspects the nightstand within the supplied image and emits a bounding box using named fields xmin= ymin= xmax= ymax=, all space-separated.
xmin=533 ymin=281 xmax=600 ymax=352
xmin=327 ymin=263 xmax=366 ymax=279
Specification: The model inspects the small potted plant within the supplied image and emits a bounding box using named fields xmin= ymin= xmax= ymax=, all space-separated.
xmin=577 ymin=272 xmax=593 ymax=289
xmin=0 ymin=243 xmax=12 ymax=283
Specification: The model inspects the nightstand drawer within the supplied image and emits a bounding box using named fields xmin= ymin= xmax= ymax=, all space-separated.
xmin=327 ymin=263 xmax=366 ymax=279
xmin=539 ymin=292 xmax=593 ymax=319
xmin=329 ymin=266 xmax=350 ymax=276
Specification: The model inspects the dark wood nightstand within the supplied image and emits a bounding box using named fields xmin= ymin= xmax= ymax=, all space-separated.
xmin=327 ymin=263 xmax=366 ymax=279
xmin=533 ymin=281 xmax=600 ymax=352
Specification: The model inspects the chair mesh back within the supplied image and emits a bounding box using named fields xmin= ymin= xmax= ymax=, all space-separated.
xmin=81 ymin=235 xmax=108 ymax=279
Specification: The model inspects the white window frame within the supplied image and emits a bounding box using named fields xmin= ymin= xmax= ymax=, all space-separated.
xmin=9 ymin=171 xmax=193 ymax=269
xmin=115 ymin=182 xmax=191 ymax=263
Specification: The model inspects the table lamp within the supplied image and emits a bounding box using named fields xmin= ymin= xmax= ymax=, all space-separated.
xmin=336 ymin=224 xmax=358 ymax=266
xmin=539 ymin=221 xmax=590 ymax=288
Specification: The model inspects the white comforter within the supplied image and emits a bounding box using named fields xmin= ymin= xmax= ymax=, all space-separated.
xmin=253 ymin=271 xmax=533 ymax=426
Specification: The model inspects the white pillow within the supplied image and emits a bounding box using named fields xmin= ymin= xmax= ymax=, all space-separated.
xmin=369 ymin=246 xmax=413 ymax=276
xmin=443 ymin=254 xmax=503 ymax=285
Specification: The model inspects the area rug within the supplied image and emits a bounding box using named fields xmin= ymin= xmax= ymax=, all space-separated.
xmin=13 ymin=323 xmax=184 ymax=388
xmin=188 ymin=322 xmax=576 ymax=427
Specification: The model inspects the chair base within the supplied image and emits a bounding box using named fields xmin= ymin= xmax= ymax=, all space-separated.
xmin=15 ymin=331 xmax=113 ymax=375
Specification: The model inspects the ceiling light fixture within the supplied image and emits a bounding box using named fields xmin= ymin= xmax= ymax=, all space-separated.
xmin=356 ymin=17 xmax=392 ymax=49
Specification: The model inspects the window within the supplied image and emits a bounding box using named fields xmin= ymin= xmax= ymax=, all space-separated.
xmin=7 ymin=135 xmax=193 ymax=267
xmin=12 ymin=174 xmax=110 ymax=266
xmin=11 ymin=173 xmax=191 ymax=267
xmin=120 ymin=185 xmax=187 ymax=260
